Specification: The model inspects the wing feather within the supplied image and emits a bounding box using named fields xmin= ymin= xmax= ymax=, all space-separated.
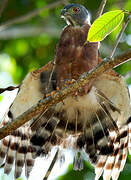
xmin=95 ymin=155 xmax=107 ymax=180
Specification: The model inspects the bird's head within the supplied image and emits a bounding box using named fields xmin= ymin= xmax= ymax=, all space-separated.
xmin=61 ymin=4 xmax=89 ymax=26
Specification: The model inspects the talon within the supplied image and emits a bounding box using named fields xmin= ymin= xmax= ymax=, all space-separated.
xmin=67 ymin=79 xmax=76 ymax=85
xmin=71 ymin=79 xmax=76 ymax=83
xmin=62 ymin=100 xmax=65 ymax=105
xmin=46 ymin=93 xmax=51 ymax=97
xmin=56 ymin=86 xmax=60 ymax=91
xmin=51 ymin=91 xmax=56 ymax=97
xmin=73 ymin=91 xmax=78 ymax=100
xmin=75 ymin=92 xmax=78 ymax=96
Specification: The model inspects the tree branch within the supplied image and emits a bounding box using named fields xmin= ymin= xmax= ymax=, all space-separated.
xmin=0 ymin=86 xmax=19 ymax=94
xmin=43 ymin=148 xmax=59 ymax=180
xmin=0 ymin=50 xmax=130 ymax=140
xmin=0 ymin=0 xmax=8 ymax=17
xmin=0 ymin=0 xmax=66 ymax=31
xmin=0 ymin=25 xmax=61 ymax=39
xmin=110 ymin=14 xmax=131 ymax=58
xmin=95 ymin=0 xmax=107 ymax=19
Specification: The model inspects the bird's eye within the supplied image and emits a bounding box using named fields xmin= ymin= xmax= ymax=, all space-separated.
xmin=73 ymin=7 xmax=80 ymax=13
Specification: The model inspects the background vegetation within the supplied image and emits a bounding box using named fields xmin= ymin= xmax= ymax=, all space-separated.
xmin=0 ymin=0 xmax=130 ymax=179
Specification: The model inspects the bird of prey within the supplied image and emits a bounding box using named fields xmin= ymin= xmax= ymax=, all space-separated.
xmin=0 ymin=3 xmax=130 ymax=180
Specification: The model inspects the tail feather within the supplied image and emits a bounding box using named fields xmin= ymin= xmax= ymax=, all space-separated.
xmin=0 ymin=136 xmax=10 ymax=165
xmin=0 ymin=113 xmax=11 ymax=165
xmin=15 ymin=150 xmax=25 ymax=179
xmin=103 ymin=155 xmax=116 ymax=180
xmin=128 ymin=117 xmax=131 ymax=154
xmin=95 ymin=156 xmax=107 ymax=180
xmin=15 ymin=126 xmax=28 ymax=178
xmin=111 ymin=125 xmax=128 ymax=180
xmin=92 ymin=88 xmax=130 ymax=180
xmin=30 ymin=114 xmax=60 ymax=157
xmin=4 ymin=134 xmax=18 ymax=174
xmin=79 ymin=88 xmax=121 ymax=166
xmin=118 ymin=127 xmax=128 ymax=173
xmin=0 ymin=113 xmax=35 ymax=179
xmin=94 ymin=111 xmax=114 ymax=155
xmin=25 ymin=145 xmax=35 ymax=178
xmin=30 ymin=108 xmax=55 ymax=131
xmin=14 ymin=131 xmax=24 ymax=178
xmin=102 ymin=130 xmax=118 ymax=180
xmin=99 ymin=125 xmax=129 ymax=180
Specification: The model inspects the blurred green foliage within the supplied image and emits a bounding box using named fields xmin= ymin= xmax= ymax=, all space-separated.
xmin=0 ymin=0 xmax=130 ymax=179
xmin=57 ymin=160 xmax=131 ymax=180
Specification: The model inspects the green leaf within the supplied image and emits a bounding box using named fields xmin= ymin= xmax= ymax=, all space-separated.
xmin=87 ymin=10 xmax=124 ymax=42
xmin=0 ymin=95 xmax=3 ymax=102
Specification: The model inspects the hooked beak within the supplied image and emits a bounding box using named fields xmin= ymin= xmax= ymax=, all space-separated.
xmin=60 ymin=8 xmax=73 ymax=26
xmin=61 ymin=9 xmax=68 ymax=18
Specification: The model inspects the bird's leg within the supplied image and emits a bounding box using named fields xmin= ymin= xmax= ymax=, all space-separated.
xmin=73 ymin=151 xmax=84 ymax=171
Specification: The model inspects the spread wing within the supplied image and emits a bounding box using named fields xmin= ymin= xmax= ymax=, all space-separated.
xmin=0 ymin=65 xmax=57 ymax=178
xmin=0 ymin=67 xmax=130 ymax=179
xmin=93 ymin=71 xmax=131 ymax=180
xmin=0 ymin=23 xmax=130 ymax=180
